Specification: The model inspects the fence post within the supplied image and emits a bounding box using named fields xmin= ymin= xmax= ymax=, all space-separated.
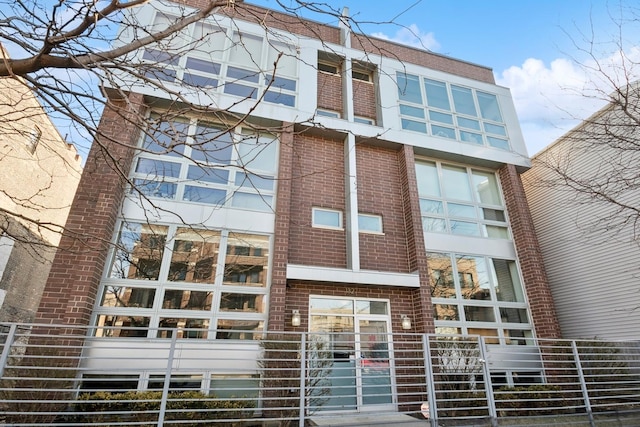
xmin=422 ymin=334 xmax=437 ymax=427
xmin=157 ymin=328 xmax=179 ymax=427
xmin=298 ymin=333 xmax=307 ymax=427
xmin=571 ymin=340 xmax=595 ymax=427
xmin=478 ymin=336 xmax=497 ymax=427
xmin=0 ymin=323 xmax=17 ymax=378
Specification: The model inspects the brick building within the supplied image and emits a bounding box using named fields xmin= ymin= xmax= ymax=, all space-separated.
xmin=36 ymin=1 xmax=560 ymax=410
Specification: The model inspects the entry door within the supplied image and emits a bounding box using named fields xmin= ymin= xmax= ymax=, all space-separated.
xmin=309 ymin=297 xmax=395 ymax=412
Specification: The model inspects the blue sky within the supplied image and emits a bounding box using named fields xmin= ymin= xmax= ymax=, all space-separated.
xmin=253 ymin=0 xmax=639 ymax=155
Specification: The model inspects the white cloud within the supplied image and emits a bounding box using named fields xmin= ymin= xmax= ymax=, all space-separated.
xmin=496 ymin=48 xmax=640 ymax=155
xmin=371 ymin=24 xmax=440 ymax=51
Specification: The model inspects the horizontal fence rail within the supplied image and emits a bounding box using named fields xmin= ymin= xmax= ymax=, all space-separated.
xmin=1 ymin=323 xmax=640 ymax=426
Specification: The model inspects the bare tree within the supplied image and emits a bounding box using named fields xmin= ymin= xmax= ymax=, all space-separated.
xmin=524 ymin=2 xmax=640 ymax=243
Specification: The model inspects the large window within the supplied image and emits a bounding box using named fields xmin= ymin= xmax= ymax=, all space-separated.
xmin=398 ymin=72 xmax=510 ymax=150
xmin=132 ymin=115 xmax=277 ymax=212
xmin=142 ymin=13 xmax=298 ymax=107
xmin=415 ymin=160 xmax=509 ymax=238
xmin=427 ymin=252 xmax=532 ymax=345
xmin=95 ymin=222 xmax=270 ymax=340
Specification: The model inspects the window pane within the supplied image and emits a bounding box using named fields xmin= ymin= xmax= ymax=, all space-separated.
xmin=236 ymin=133 xmax=278 ymax=172
xmin=231 ymin=192 xmax=273 ymax=211
xmin=485 ymin=225 xmax=509 ymax=239
xmin=484 ymin=123 xmax=507 ymax=136
xmin=133 ymin=179 xmax=177 ymax=199
xmin=487 ymin=136 xmax=510 ymax=150
xmin=226 ymin=66 xmax=260 ymax=83
xmin=229 ymin=32 xmax=263 ymax=68
xmin=162 ymin=289 xmax=213 ymax=310
xmin=224 ymin=82 xmax=258 ymax=98
xmin=185 ymin=57 xmax=221 ymax=74
xmin=110 ymin=223 xmax=168 ymax=280
xmin=358 ymin=214 xmax=382 ymax=233
xmin=183 ymin=73 xmax=218 ymax=88
xmin=264 ymin=90 xmax=296 ymax=106
xmin=422 ymin=217 xmax=446 ymax=233
xmin=266 ymin=74 xmax=297 ymax=91
xmin=224 ymin=233 xmax=270 ymax=287
xmin=187 ymin=165 xmax=229 ymax=184
xmin=356 ymin=300 xmax=388 ymax=315
xmin=220 ymin=293 xmax=265 ymax=313
xmin=400 ymin=104 xmax=425 ymax=118
xmin=457 ymin=117 xmax=480 ymax=130
xmin=451 ymin=85 xmax=477 ymax=116
xmin=429 ymin=110 xmax=453 ymax=124
xmin=101 ymin=286 xmax=156 ymax=308
xmin=420 ymin=199 xmax=443 ymax=214
xmin=442 ymin=165 xmax=472 ymax=201
xmin=148 ymin=375 xmax=203 ymax=391
xmin=500 ymin=308 xmax=528 ymax=323
xmin=464 ymin=306 xmax=495 ymax=322
xmin=492 ymin=259 xmax=525 ymax=302
xmin=397 ymin=73 xmax=423 ymax=104
xmin=192 ymin=23 xmax=226 ymax=59
xmin=168 ymin=228 xmax=220 ymax=284
xmin=135 ymin=158 xmax=181 ymax=178
xmin=447 ymin=203 xmax=476 ymax=219
xmin=434 ymin=304 xmax=459 ymax=321
xmin=210 ymin=376 xmax=260 ymax=400
xmin=235 ymin=172 xmax=275 ymax=191
xmin=142 ymin=48 xmax=180 ymax=66
xmin=183 ymin=186 xmax=227 ymax=205
xmin=431 ymin=125 xmax=455 ymax=139
xmin=460 ymin=131 xmax=483 ymax=145
xmin=95 ymin=315 xmax=150 ymax=338
xmin=190 ymin=125 xmax=233 ymax=164
xmin=401 ymin=119 xmax=427 ymax=133
xmin=267 ymin=42 xmax=298 ymax=77
xmin=427 ymin=253 xmax=455 ymax=299
xmin=482 ymin=208 xmax=505 ymax=221
xmin=142 ymin=120 xmax=187 ymax=156
xmin=310 ymin=297 xmax=354 ymax=314
xmin=450 ymin=220 xmax=480 ymax=236
xmin=313 ymin=208 xmax=341 ymax=228
xmin=424 ymin=79 xmax=450 ymax=110
xmin=472 ymin=171 xmax=501 ymax=205
xmin=415 ymin=162 xmax=441 ymax=197
xmin=456 ymin=255 xmax=491 ymax=300
xmin=216 ymin=319 xmax=264 ymax=340
xmin=158 ymin=318 xmax=209 ymax=339
xmin=477 ymin=92 xmax=503 ymax=122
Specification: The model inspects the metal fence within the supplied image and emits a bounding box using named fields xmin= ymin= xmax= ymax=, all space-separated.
xmin=1 ymin=323 xmax=640 ymax=426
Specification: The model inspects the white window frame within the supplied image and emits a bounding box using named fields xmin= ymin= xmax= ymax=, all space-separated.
xmin=312 ymin=207 xmax=343 ymax=230
xmin=358 ymin=213 xmax=383 ymax=234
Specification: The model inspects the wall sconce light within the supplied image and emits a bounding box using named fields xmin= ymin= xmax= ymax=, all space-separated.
xmin=291 ymin=310 xmax=301 ymax=327
xmin=401 ymin=315 xmax=412 ymax=330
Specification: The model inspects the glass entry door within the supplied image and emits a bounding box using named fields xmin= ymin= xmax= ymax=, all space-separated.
xmin=309 ymin=297 xmax=395 ymax=412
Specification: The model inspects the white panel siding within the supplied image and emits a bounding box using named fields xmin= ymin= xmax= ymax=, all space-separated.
xmin=523 ymin=118 xmax=640 ymax=340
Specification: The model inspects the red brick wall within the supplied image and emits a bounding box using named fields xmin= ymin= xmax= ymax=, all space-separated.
xmin=268 ymin=124 xmax=294 ymax=331
xmin=317 ymin=71 xmax=343 ymax=114
xmin=356 ymin=144 xmax=410 ymax=273
xmin=398 ymin=146 xmax=435 ymax=334
xmin=352 ymin=80 xmax=376 ymax=120
xmin=499 ymin=164 xmax=562 ymax=339
xmin=288 ymin=133 xmax=346 ymax=268
xmin=36 ymin=92 xmax=146 ymax=327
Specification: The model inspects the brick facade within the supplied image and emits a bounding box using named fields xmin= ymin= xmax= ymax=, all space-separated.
xmin=499 ymin=164 xmax=562 ymax=339
xmin=36 ymin=92 xmax=146 ymax=327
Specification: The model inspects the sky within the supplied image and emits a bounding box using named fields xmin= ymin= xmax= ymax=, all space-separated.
xmin=251 ymin=0 xmax=640 ymax=155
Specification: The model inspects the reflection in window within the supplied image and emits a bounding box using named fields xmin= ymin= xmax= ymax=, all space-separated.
xmin=190 ymin=125 xmax=233 ymax=164
xmin=427 ymin=253 xmax=455 ymax=298
xmin=168 ymin=228 xmax=220 ymax=284
xmin=101 ymin=286 xmax=156 ymax=308
xmin=220 ymin=293 xmax=264 ymax=312
xmin=216 ymin=319 xmax=263 ymax=340
xmin=95 ymin=315 xmax=150 ymax=338
xmin=142 ymin=120 xmax=187 ymax=156
xmin=110 ymin=223 xmax=168 ymax=280
xmin=162 ymin=289 xmax=212 ymax=310
xmin=157 ymin=318 xmax=209 ymax=339
xmin=224 ymin=233 xmax=269 ymax=287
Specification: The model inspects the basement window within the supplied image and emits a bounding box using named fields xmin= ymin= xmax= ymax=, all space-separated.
xmin=312 ymin=207 xmax=343 ymax=230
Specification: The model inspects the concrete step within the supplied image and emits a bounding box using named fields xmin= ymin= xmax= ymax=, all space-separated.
xmin=309 ymin=414 xmax=428 ymax=426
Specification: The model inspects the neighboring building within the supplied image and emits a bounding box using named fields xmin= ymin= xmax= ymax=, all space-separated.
xmin=523 ymin=89 xmax=640 ymax=340
xmin=0 ymin=72 xmax=82 ymax=323
xmin=35 ymin=1 xmax=560 ymax=409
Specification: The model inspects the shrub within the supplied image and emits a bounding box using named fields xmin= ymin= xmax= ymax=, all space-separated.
xmin=495 ymin=384 xmax=571 ymax=416
xmin=64 ymin=390 xmax=253 ymax=426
